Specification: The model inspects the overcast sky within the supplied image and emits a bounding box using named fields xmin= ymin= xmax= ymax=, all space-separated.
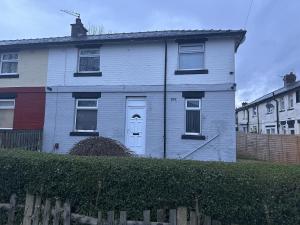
xmin=1 ymin=0 xmax=299 ymax=107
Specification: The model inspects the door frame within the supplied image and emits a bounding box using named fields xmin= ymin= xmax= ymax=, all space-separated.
xmin=125 ymin=97 xmax=147 ymax=154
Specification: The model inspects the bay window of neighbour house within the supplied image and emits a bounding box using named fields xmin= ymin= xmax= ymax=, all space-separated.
xmin=0 ymin=53 xmax=18 ymax=75
xmin=279 ymin=97 xmax=285 ymax=111
xmin=78 ymin=49 xmax=100 ymax=72
xmin=178 ymin=44 xmax=204 ymax=70
xmin=0 ymin=99 xmax=15 ymax=129
xmin=288 ymin=94 xmax=294 ymax=109
xmin=75 ymin=99 xmax=98 ymax=131
xmin=185 ymin=99 xmax=201 ymax=134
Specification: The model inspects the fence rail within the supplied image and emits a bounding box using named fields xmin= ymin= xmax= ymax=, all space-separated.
xmin=0 ymin=193 xmax=243 ymax=225
xmin=0 ymin=129 xmax=43 ymax=151
xmin=237 ymin=132 xmax=300 ymax=164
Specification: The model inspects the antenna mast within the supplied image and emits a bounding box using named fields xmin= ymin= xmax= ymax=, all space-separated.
xmin=60 ymin=9 xmax=80 ymax=18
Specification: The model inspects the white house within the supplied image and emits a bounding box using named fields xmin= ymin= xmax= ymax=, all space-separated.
xmin=236 ymin=72 xmax=300 ymax=135
xmin=0 ymin=18 xmax=246 ymax=161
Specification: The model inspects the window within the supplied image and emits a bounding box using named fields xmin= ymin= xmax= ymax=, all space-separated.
xmin=279 ymin=97 xmax=285 ymax=111
xmin=75 ymin=99 xmax=98 ymax=131
xmin=178 ymin=44 xmax=204 ymax=70
xmin=288 ymin=94 xmax=294 ymax=109
xmin=252 ymin=126 xmax=257 ymax=133
xmin=266 ymin=102 xmax=274 ymax=114
xmin=185 ymin=99 xmax=201 ymax=134
xmin=266 ymin=126 xmax=276 ymax=134
xmin=296 ymin=90 xmax=300 ymax=103
xmin=78 ymin=49 xmax=100 ymax=72
xmin=0 ymin=53 xmax=18 ymax=75
xmin=0 ymin=99 xmax=15 ymax=129
xmin=252 ymin=107 xmax=257 ymax=117
xmin=243 ymin=110 xmax=246 ymax=120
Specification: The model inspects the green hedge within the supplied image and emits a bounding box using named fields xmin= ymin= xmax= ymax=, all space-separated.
xmin=0 ymin=150 xmax=299 ymax=225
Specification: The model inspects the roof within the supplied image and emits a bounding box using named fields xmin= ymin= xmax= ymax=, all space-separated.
xmin=236 ymin=81 xmax=300 ymax=112
xmin=0 ymin=29 xmax=246 ymax=51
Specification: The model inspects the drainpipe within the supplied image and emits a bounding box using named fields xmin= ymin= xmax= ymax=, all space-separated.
xmin=246 ymin=108 xmax=250 ymax=132
xmin=273 ymin=92 xmax=280 ymax=134
xmin=163 ymin=41 xmax=168 ymax=158
xmin=257 ymin=104 xmax=260 ymax=133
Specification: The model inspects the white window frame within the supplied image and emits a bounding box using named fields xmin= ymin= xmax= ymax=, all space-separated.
xmin=178 ymin=43 xmax=205 ymax=70
xmin=185 ymin=99 xmax=201 ymax=135
xmin=78 ymin=48 xmax=100 ymax=73
xmin=279 ymin=97 xmax=285 ymax=111
xmin=288 ymin=94 xmax=294 ymax=109
xmin=0 ymin=99 xmax=15 ymax=130
xmin=0 ymin=52 xmax=19 ymax=75
xmin=74 ymin=99 xmax=98 ymax=132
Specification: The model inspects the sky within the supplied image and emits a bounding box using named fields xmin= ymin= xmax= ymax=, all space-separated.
xmin=0 ymin=0 xmax=299 ymax=107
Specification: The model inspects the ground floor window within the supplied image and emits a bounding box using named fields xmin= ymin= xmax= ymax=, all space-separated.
xmin=185 ymin=99 xmax=201 ymax=134
xmin=75 ymin=99 xmax=98 ymax=131
xmin=266 ymin=126 xmax=276 ymax=134
xmin=0 ymin=99 xmax=15 ymax=129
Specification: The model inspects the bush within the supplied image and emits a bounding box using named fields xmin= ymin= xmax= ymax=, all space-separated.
xmin=0 ymin=150 xmax=299 ymax=225
xmin=69 ymin=136 xmax=133 ymax=156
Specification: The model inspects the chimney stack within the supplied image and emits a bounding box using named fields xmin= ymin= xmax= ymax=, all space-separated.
xmin=71 ymin=18 xmax=88 ymax=38
xmin=283 ymin=72 xmax=296 ymax=87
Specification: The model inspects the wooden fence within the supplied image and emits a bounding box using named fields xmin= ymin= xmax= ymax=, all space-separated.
xmin=237 ymin=132 xmax=300 ymax=164
xmin=0 ymin=193 xmax=242 ymax=225
xmin=0 ymin=130 xmax=43 ymax=151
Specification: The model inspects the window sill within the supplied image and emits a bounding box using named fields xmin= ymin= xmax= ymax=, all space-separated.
xmin=74 ymin=72 xmax=102 ymax=77
xmin=175 ymin=69 xmax=209 ymax=75
xmin=181 ymin=134 xmax=206 ymax=140
xmin=279 ymin=110 xmax=285 ymax=112
xmin=0 ymin=74 xmax=19 ymax=78
xmin=70 ymin=131 xmax=99 ymax=136
xmin=287 ymin=108 xmax=294 ymax=111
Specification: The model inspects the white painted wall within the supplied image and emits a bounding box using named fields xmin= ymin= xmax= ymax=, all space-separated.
xmin=47 ymin=39 xmax=236 ymax=86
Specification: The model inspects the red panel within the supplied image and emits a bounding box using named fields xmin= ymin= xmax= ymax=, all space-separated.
xmin=0 ymin=87 xmax=45 ymax=129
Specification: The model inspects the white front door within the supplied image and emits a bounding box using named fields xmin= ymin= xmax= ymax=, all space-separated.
xmin=125 ymin=98 xmax=146 ymax=155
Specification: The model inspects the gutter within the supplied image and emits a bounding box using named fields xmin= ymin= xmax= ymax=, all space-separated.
xmin=273 ymin=92 xmax=280 ymax=134
xmin=163 ymin=41 xmax=168 ymax=158
xmin=257 ymin=104 xmax=260 ymax=133
xmin=246 ymin=108 xmax=250 ymax=132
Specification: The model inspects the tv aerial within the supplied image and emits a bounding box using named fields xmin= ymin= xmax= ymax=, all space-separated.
xmin=60 ymin=9 xmax=80 ymax=19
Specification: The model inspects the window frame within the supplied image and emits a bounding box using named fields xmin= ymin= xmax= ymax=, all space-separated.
xmin=74 ymin=99 xmax=98 ymax=132
xmin=77 ymin=48 xmax=100 ymax=73
xmin=185 ymin=99 xmax=201 ymax=135
xmin=178 ymin=43 xmax=205 ymax=71
xmin=288 ymin=93 xmax=294 ymax=109
xmin=252 ymin=107 xmax=257 ymax=117
xmin=0 ymin=99 xmax=15 ymax=130
xmin=0 ymin=52 xmax=19 ymax=75
xmin=279 ymin=97 xmax=285 ymax=111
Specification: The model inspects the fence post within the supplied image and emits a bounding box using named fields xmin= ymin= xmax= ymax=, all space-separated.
xmin=32 ymin=195 xmax=42 ymax=225
xmin=157 ymin=209 xmax=166 ymax=222
xmin=169 ymin=209 xmax=177 ymax=225
xmin=97 ymin=211 xmax=103 ymax=225
xmin=190 ymin=211 xmax=197 ymax=225
xmin=107 ymin=211 xmax=115 ymax=225
xmin=63 ymin=201 xmax=71 ymax=225
xmin=143 ymin=210 xmax=151 ymax=225
xmin=53 ymin=200 xmax=62 ymax=225
xmin=203 ymin=216 xmax=211 ymax=225
xmin=176 ymin=207 xmax=187 ymax=225
xmin=119 ymin=211 xmax=127 ymax=225
xmin=22 ymin=193 xmax=35 ymax=225
xmin=42 ymin=199 xmax=51 ymax=225
xmin=7 ymin=194 xmax=16 ymax=225
xmin=212 ymin=220 xmax=222 ymax=225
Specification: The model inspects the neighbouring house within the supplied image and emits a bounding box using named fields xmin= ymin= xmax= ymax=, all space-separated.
xmin=0 ymin=46 xmax=47 ymax=130
xmin=0 ymin=18 xmax=246 ymax=161
xmin=236 ymin=72 xmax=300 ymax=135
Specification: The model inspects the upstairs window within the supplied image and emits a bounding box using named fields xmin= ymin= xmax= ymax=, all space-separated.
xmin=75 ymin=99 xmax=98 ymax=131
xmin=0 ymin=99 xmax=15 ymax=129
xmin=296 ymin=90 xmax=300 ymax=103
xmin=179 ymin=44 xmax=204 ymax=70
xmin=288 ymin=94 xmax=294 ymax=109
xmin=266 ymin=102 xmax=274 ymax=114
xmin=78 ymin=49 xmax=100 ymax=73
xmin=185 ymin=99 xmax=201 ymax=134
xmin=279 ymin=97 xmax=285 ymax=111
xmin=0 ymin=53 xmax=18 ymax=75
xmin=252 ymin=107 xmax=257 ymax=117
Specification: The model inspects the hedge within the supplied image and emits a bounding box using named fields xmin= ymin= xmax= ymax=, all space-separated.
xmin=0 ymin=150 xmax=299 ymax=225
